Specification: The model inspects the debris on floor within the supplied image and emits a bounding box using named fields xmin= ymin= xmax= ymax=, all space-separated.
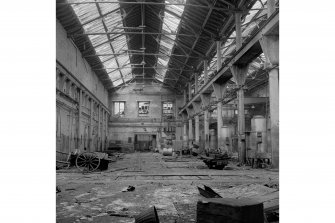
xmin=196 ymin=197 xmax=264 ymax=223
xmin=56 ymin=186 xmax=61 ymax=193
xmin=134 ymin=206 xmax=160 ymax=223
xmin=57 ymin=152 xmax=279 ymax=223
xmin=197 ymin=185 xmax=222 ymax=198
xmin=122 ymin=186 xmax=135 ymax=192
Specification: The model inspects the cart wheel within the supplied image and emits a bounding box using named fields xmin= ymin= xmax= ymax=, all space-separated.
xmin=75 ymin=152 xmax=100 ymax=172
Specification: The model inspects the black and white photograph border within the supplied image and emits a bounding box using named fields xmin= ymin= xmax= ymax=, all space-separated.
xmin=1 ymin=0 xmax=335 ymax=223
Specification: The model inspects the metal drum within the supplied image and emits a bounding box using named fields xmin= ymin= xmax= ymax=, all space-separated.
xmin=251 ymin=115 xmax=267 ymax=153
xmin=162 ymin=147 xmax=173 ymax=156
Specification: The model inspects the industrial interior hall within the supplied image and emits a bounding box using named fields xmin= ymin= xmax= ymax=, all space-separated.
xmin=56 ymin=0 xmax=279 ymax=222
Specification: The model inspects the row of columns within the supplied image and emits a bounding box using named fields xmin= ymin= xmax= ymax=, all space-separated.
xmin=181 ymin=1 xmax=278 ymax=168
xmin=57 ymin=70 xmax=110 ymax=152
xmin=80 ymin=92 xmax=109 ymax=152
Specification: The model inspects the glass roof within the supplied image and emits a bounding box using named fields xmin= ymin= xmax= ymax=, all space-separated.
xmin=70 ymin=0 xmax=131 ymax=87
xmin=155 ymin=0 xmax=186 ymax=82
xmin=66 ymin=0 xmax=269 ymax=90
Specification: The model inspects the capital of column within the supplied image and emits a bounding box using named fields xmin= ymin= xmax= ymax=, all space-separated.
xmin=263 ymin=62 xmax=279 ymax=71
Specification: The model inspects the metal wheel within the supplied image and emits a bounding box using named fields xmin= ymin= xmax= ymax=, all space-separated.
xmin=75 ymin=152 xmax=100 ymax=172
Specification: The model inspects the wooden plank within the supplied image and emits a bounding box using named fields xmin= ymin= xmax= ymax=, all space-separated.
xmin=197 ymin=198 xmax=264 ymax=223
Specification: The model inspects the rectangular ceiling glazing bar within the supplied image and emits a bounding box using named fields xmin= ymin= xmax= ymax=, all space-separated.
xmin=95 ymin=1 xmax=124 ymax=84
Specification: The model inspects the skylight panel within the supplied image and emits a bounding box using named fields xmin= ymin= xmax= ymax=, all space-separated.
xmin=158 ymin=57 xmax=168 ymax=67
xmin=70 ymin=0 xmax=131 ymax=87
xmin=71 ymin=1 xmax=99 ymax=24
xmin=113 ymin=78 xmax=123 ymax=87
xmin=98 ymin=2 xmax=119 ymax=15
xmin=112 ymin=35 xmax=128 ymax=52
xmin=109 ymin=70 xmax=121 ymax=81
xmin=116 ymin=55 xmax=129 ymax=67
xmin=155 ymin=0 xmax=185 ymax=81
xmin=156 ymin=76 xmax=164 ymax=82
xmin=88 ymin=35 xmax=108 ymax=47
xmin=103 ymin=59 xmax=118 ymax=68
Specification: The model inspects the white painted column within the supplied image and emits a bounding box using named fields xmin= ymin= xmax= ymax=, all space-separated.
xmin=97 ymin=104 xmax=101 ymax=151
xmin=217 ymin=101 xmax=224 ymax=151
xmin=195 ymin=115 xmax=200 ymax=144
xmin=105 ymin=110 xmax=108 ymax=149
xmin=269 ymin=68 xmax=279 ymax=168
xmin=237 ymin=88 xmax=245 ymax=161
xmin=183 ymin=121 xmax=188 ymax=147
xmin=89 ymin=99 xmax=93 ymax=152
xmin=78 ymin=89 xmax=82 ymax=150
xmin=188 ymin=118 xmax=193 ymax=143
xmin=204 ymin=110 xmax=209 ymax=150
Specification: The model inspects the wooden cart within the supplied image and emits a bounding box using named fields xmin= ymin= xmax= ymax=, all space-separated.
xmin=57 ymin=151 xmax=110 ymax=172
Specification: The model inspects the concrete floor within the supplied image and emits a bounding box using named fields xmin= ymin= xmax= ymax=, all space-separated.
xmin=56 ymin=152 xmax=279 ymax=223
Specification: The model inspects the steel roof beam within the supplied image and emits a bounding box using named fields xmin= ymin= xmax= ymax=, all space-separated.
xmin=84 ymin=52 xmax=201 ymax=58
xmin=95 ymin=2 xmax=125 ymax=85
xmin=172 ymin=0 xmax=217 ymax=86
xmin=58 ymin=1 xmax=247 ymax=12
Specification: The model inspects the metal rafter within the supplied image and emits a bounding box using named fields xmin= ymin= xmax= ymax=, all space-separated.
xmin=59 ymin=1 xmax=249 ymax=12
xmin=95 ymin=1 xmax=125 ymax=85
xmin=67 ymin=6 xmax=121 ymax=34
xmin=84 ymin=52 xmax=201 ymax=58
xmin=171 ymin=0 xmax=217 ymax=86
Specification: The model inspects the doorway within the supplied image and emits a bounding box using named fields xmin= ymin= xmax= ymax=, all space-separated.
xmin=134 ymin=134 xmax=156 ymax=152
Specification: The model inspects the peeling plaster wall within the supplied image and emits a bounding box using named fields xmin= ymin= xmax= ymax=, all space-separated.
xmin=56 ymin=20 xmax=109 ymax=155
xmin=56 ymin=19 xmax=108 ymax=107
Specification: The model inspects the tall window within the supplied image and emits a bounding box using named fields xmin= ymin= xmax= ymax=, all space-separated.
xmin=113 ymin=101 xmax=125 ymax=117
xmin=138 ymin=101 xmax=150 ymax=116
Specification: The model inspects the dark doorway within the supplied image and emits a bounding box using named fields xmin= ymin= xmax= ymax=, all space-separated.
xmin=135 ymin=134 xmax=152 ymax=151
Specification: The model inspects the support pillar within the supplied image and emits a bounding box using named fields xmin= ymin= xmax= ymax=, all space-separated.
xmin=89 ymin=99 xmax=93 ymax=152
xmin=195 ymin=115 xmax=200 ymax=144
xmin=189 ymin=118 xmax=193 ymax=145
xmin=104 ymin=110 xmax=107 ymax=150
xmin=183 ymin=121 xmax=188 ymax=147
xmin=269 ymin=68 xmax=279 ymax=168
xmin=105 ymin=110 xmax=108 ymax=150
xmin=212 ymin=82 xmax=227 ymax=152
xmin=230 ymin=66 xmax=248 ymax=163
xmin=260 ymin=28 xmax=279 ymax=168
xmin=230 ymin=11 xmax=248 ymax=163
xmin=78 ymin=89 xmax=82 ymax=150
xmin=97 ymin=104 xmax=101 ymax=151
xmin=204 ymin=110 xmax=210 ymax=150
xmin=217 ymin=101 xmax=224 ymax=151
